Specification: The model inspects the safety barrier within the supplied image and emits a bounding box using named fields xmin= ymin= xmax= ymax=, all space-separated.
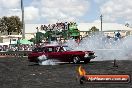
xmin=0 ymin=51 xmax=31 ymax=58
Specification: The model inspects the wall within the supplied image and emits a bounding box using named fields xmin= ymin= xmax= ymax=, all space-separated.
xmin=80 ymin=31 xmax=88 ymax=38
xmin=25 ymin=33 xmax=35 ymax=40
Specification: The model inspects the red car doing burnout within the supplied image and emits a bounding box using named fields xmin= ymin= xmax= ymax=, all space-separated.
xmin=28 ymin=45 xmax=96 ymax=64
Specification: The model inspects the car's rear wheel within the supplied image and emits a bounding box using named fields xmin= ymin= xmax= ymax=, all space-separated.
xmin=31 ymin=57 xmax=39 ymax=63
xmin=36 ymin=58 xmax=40 ymax=63
xmin=84 ymin=59 xmax=90 ymax=64
xmin=73 ymin=56 xmax=80 ymax=64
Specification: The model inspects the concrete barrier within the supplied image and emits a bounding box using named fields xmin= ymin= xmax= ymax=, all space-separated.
xmin=0 ymin=51 xmax=31 ymax=57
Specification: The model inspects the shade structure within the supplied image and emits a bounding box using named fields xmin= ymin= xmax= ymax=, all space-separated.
xmin=17 ymin=39 xmax=33 ymax=44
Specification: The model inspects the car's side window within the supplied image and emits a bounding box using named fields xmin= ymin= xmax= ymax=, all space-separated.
xmin=43 ymin=47 xmax=65 ymax=52
xmin=45 ymin=47 xmax=54 ymax=53
xmin=39 ymin=48 xmax=43 ymax=52
xmin=58 ymin=47 xmax=64 ymax=52
xmin=56 ymin=47 xmax=60 ymax=52
xmin=48 ymin=48 xmax=53 ymax=52
xmin=42 ymin=47 xmax=45 ymax=52
xmin=44 ymin=48 xmax=48 ymax=52
xmin=33 ymin=47 xmax=43 ymax=52
xmin=54 ymin=47 xmax=57 ymax=52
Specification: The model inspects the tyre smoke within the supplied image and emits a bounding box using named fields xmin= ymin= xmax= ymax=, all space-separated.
xmin=38 ymin=55 xmax=59 ymax=65
xmin=65 ymin=32 xmax=132 ymax=61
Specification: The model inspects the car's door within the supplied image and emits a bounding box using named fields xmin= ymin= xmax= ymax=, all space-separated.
xmin=44 ymin=47 xmax=54 ymax=59
xmin=49 ymin=46 xmax=63 ymax=59
xmin=44 ymin=46 xmax=68 ymax=62
xmin=32 ymin=47 xmax=44 ymax=56
xmin=54 ymin=46 xmax=69 ymax=62
xmin=59 ymin=46 xmax=72 ymax=62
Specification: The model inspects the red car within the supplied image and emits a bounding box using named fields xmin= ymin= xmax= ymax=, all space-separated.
xmin=28 ymin=45 xmax=96 ymax=64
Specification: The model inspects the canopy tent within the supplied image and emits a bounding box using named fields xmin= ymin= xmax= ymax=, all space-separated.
xmin=11 ymin=41 xmax=17 ymax=44
xmin=17 ymin=39 xmax=33 ymax=44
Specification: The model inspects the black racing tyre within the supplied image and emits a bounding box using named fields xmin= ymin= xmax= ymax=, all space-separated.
xmin=80 ymin=78 xmax=84 ymax=84
xmin=84 ymin=59 xmax=91 ymax=64
xmin=73 ymin=56 xmax=80 ymax=64
xmin=36 ymin=58 xmax=40 ymax=63
xmin=79 ymin=76 xmax=86 ymax=84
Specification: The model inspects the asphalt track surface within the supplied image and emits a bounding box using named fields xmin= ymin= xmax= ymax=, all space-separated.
xmin=0 ymin=57 xmax=132 ymax=88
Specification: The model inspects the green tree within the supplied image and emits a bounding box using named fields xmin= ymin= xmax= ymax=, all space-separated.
xmin=0 ymin=16 xmax=8 ymax=33
xmin=125 ymin=23 xmax=129 ymax=27
xmin=36 ymin=32 xmax=45 ymax=43
xmin=29 ymin=38 xmax=36 ymax=44
xmin=89 ymin=26 xmax=99 ymax=34
xmin=0 ymin=16 xmax=22 ymax=35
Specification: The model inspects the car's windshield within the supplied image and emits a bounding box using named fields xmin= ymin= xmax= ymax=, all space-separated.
xmin=32 ymin=47 xmax=43 ymax=52
xmin=63 ymin=46 xmax=73 ymax=51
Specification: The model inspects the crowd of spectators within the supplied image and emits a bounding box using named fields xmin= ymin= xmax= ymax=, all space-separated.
xmin=0 ymin=44 xmax=33 ymax=51
xmin=0 ymin=42 xmax=61 ymax=52
xmin=39 ymin=22 xmax=77 ymax=32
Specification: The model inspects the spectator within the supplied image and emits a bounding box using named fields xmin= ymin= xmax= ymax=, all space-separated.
xmin=116 ymin=32 xmax=121 ymax=38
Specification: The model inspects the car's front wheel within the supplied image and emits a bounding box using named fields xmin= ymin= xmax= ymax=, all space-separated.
xmin=84 ymin=59 xmax=90 ymax=64
xmin=73 ymin=56 xmax=80 ymax=64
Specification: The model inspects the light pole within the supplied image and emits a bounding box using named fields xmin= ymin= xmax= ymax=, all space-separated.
xmin=21 ymin=0 xmax=25 ymax=39
xmin=100 ymin=14 xmax=103 ymax=31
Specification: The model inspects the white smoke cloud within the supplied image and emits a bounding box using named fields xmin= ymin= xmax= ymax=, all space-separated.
xmin=66 ymin=33 xmax=132 ymax=61
xmin=38 ymin=55 xmax=59 ymax=65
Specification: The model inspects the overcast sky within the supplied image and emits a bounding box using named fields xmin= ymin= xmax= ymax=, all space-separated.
xmin=0 ymin=0 xmax=132 ymax=24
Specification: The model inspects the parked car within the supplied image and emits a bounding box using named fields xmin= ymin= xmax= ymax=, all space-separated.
xmin=28 ymin=45 xmax=96 ymax=64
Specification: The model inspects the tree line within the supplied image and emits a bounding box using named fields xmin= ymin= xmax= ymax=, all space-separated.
xmin=0 ymin=16 xmax=22 ymax=35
